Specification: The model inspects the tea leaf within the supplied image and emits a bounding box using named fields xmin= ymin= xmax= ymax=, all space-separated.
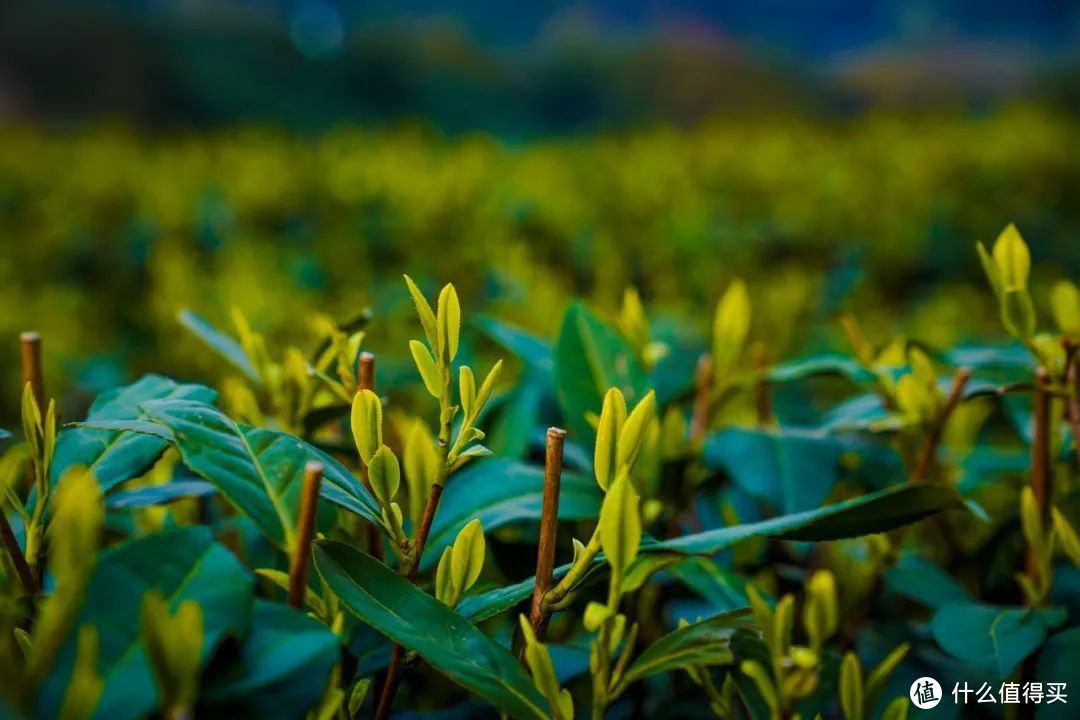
xmin=35 ymin=527 xmax=253 ymax=720
xmin=200 ymin=600 xmax=339 ymax=718
xmin=594 ymin=388 xmax=626 ymax=491
xmin=992 ymin=223 xmax=1031 ymax=292
xmin=449 ymin=519 xmax=486 ymax=596
xmin=51 ymin=375 xmax=216 ymax=492
xmin=599 ymin=474 xmax=641 ymax=577
xmin=410 ymin=340 xmax=443 ymax=398
xmin=616 ymin=390 xmax=655 ymax=471
xmin=403 ymin=275 xmax=438 ymax=349
xmin=839 ymin=652 xmax=863 ymax=720
xmin=931 ymin=602 xmax=1065 ymax=678
xmin=437 ymin=283 xmax=461 ymax=363
xmin=367 ymin=445 xmax=401 ymax=506
xmin=313 ymin=541 xmax=549 ymax=719
xmin=617 ymin=610 xmax=750 ymax=688
xmin=554 ymin=303 xmax=647 ymax=442
xmin=350 ymin=389 xmax=382 ymax=466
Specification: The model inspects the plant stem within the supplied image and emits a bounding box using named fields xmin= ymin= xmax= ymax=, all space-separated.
xmin=288 ymin=462 xmax=323 ymax=609
xmin=20 ymin=332 xmax=45 ymax=413
xmin=1025 ymin=368 xmax=1053 ymax=587
xmin=1063 ymin=339 xmax=1080 ymax=473
xmin=910 ymin=367 xmax=972 ymax=484
xmin=357 ymin=352 xmax=384 ymax=563
xmin=20 ymin=332 xmax=45 ymax=495
xmin=689 ymin=354 xmax=713 ymax=444
xmin=1030 ymin=368 xmax=1052 ymax=517
xmin=0 ymin=510 xmax=36 ymax=595
xmin=375 ymin=366 xmax=453 ymax=720
xmin=529 ymin=427 xmax=566 ymax=638
xmin=591 ymin=570 xmax=622 ymax=720
xmin=543 ymin=531 xmax=601 ymax=610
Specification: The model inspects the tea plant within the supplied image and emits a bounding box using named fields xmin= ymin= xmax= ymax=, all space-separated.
xmin=0 ymin=236 xmax=1077 ymax=719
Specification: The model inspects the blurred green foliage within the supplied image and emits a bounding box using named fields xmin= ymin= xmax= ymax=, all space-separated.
xmin=1 ymin=108 xmax=1078 ymax=424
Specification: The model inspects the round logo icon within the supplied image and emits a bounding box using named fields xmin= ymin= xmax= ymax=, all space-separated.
xmin=910 ymin=677 xmax=943 ymax=709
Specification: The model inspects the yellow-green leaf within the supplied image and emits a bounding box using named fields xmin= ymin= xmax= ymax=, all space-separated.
xmin=403 ymin=419 xmax=439 ymax=528
xmin=404 ymin=275 xmax=438 ymax=349
xmin=616 ymin=390 xmax=656 ymax=471
xmin=1053 ymin=508 xmax=1080 ymax=568
xmin=713 ymin=279 xmax=751 ymax=373
xmin=459 ymin=366 xmax=477 ymax=420
xmin=992 ymin=223 xmax=1031 ymax=292
xmin=976 ymin=241 xmax=1002 ymax=298
xmin=350 ymin=389 xmax=382 ymax=466
xmin=840 ymin=652 xmax=864 ymax=720
xmin=450 ymin=518 xmax=485 ymax=594
xmin=599 ymin=474 xmax=641 ymax=576
xmin=594 ymin=388 xmax=627 ymax=491
xmin=410 ymin=340 xmax=443 ymax=398
xmin=804 ymin=570 xmax=838 ymax=650
xmin=1050 ymin=280 xmax=1080 ymax=335
xmin=368 ymin=446 xmax=401 ymax=505
xmin=437 ymin=283 xmax=461 ymax=363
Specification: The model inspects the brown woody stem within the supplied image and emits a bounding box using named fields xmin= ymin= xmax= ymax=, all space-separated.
xmin=288 ymin=462 xmax=324 ymax=609
xmin=529 ymin=427 xmax=566 ymax=638
xmin=910 ymin=367 xmax=972 ymax=484
xmin=689 ymin=354 xmax=713 ymax=444
xmin=1063 ymin=339 xmax=1080 ymax=473
xmin=357 ymin=352 xmax=384 ymax=563
xmin=20 ymin=332 xmax=45 ymax=412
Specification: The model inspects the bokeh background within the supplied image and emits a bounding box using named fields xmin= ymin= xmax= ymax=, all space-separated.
xmin=2 ymin=0 xmax=1079 ymax=422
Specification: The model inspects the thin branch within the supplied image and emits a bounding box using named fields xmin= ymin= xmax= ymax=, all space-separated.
xmin=1030 ymin=368 xmax=1052 ymax=516
xmin=1063 ymin=338 xmax=1080 ymax=473
xmin=688 ymin=354 xmax=713 ymax=444
xmin=910 ymin=367 xmax=972 ymax=483
xmin=288 ymin=462 xmax=324 ymax=609
xmin=529 ymin=428 xmax=566 ymax=638
xmin=20 ymin=332 xmax=45 ymax=412
xmin=0 ymin=511 xmax=36 ymax=595
xmin=356 ymin=352 xmax=384 ymax=563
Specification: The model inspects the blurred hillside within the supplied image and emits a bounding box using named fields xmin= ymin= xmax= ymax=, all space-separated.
xmin=1 ymin=0 xmax=1078 ymax=133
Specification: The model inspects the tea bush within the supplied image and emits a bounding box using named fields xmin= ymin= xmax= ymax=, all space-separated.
xmin=3 ymin=109 xmax=1080 ymax=421
xmin=2 ymin=223 xmax=1079 ymax=719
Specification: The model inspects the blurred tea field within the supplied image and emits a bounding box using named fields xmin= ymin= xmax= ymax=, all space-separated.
xmin=2 ymin=108 xmax=1079 ymax=424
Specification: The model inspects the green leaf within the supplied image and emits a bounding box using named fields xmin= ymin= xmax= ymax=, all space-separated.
xmin=839 ymin=652 xmax=863 ymax=720
xmin=367 ymin=445 xmax=400 ymax=505
xmin=883 ymin=556 xmax=972 ymax=609
xmin=105 ymin=479 xmax=215 ymax=510
xmin=450 ymin=519 xmax=486 ymax=594
xmin=35 ymin=527 xmax=253 ymax=720
xmin=459 ymin=484 xmax=962 ymax=621
xmin=474 ymin=316 xmax=552 ymax=375
xmin=992 ymin=223 xmax=1031 ymax=292
xmin=350 ymin=389 xmax=382 ymax=466
xmin=658 ymin=483 xmax=964 ymax=552
xmin=51 ymin=375 xmax=216 ymax=492
xmin=599 ymin=474 xmax=641 ymax=576
xmin=594 ymin=388 xmax=626 ymax=492
xmin=712 ymin=279 xmax=751 ymax=374
xmin=313 ymin=542 xmax=550 ymax=719
xmin=421 ymin=460 xmax=601 ymax=571
xmin=931 ymin=602 xmax=1065 ymax=678
xmin=765 ymin=354 xmax=872 ymax=385
xmin=437 ymin=283 xmax=461 ymax=363
xmin=410 ymin=340 xmax=443 ymax=398
xmin=1035 ymin=628 xmax=1080 ymax=720
xmin=200 ymin=600 xmax=339 ymax=719
xmin=403 ymin=275 xmax=438 ymax=349
xmin=703 ymin=428 xmax=844 ymax=514
xmin=618 ymin=610 xmax=750 ymax=687
xmin=553 ymin=302 xmax=648 ymax=442
xmin=1050 ymin=280 xmax=1080 ymax=335
xmin=178 ymin=310 xmax=260 ymax=382
xmin=130 ymin=399 xmax=385 ymax=547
